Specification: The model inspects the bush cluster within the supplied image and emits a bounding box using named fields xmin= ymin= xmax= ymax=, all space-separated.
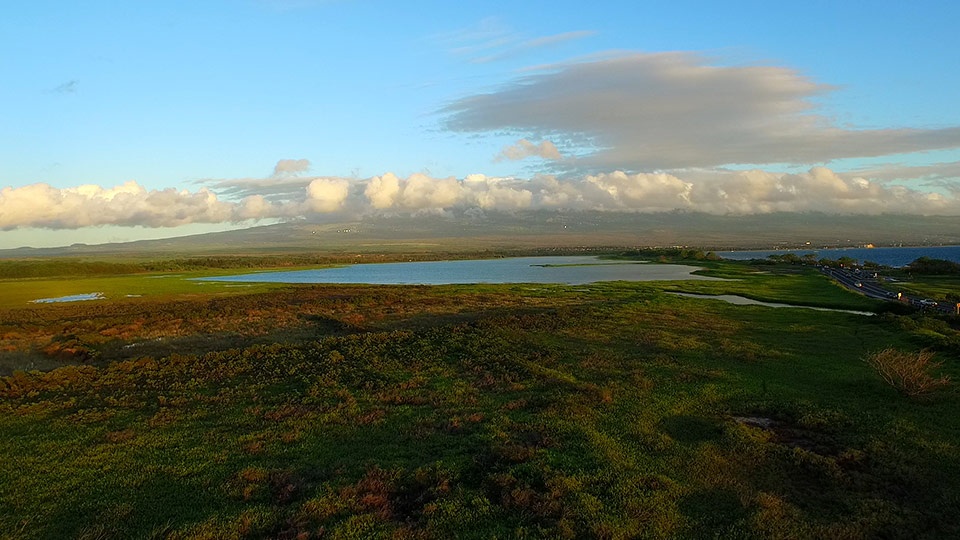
xmin=864 ymin=348 xmax=951 ymax=397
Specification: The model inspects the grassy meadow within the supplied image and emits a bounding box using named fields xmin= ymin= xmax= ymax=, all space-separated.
xmin=888 ymin=275 xmax=960 ymax=305
xmin=0 ymin=270 xmax=293 ymax=308
xmin=1 ymin=257 xmax=959 ymax=538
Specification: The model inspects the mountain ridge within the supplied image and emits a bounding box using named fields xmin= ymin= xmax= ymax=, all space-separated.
xmin=3 ymin=211 xmax=959 ymax=258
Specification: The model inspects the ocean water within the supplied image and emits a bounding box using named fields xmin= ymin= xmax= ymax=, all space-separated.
xmin=718 ymin=245 xmax=960 ymax=268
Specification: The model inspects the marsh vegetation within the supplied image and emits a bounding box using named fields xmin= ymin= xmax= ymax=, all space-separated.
xmin=1 ymin=257 xmax=958 ymax=538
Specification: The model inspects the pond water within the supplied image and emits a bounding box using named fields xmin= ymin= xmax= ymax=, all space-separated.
xmin=31 ymin=292 xmax=105 ymax=303
xmin=198 ymin=256 xmax=724 ymax=285
xmin=669 ymin=292 xmax=874 ymax=316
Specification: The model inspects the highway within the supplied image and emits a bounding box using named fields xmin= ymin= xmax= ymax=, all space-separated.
xmin=820 ymin=267 xmax=958 ymax=315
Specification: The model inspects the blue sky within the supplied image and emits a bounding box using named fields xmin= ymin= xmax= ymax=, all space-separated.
xmin=2 ymin=0 xmax=959 ymax=248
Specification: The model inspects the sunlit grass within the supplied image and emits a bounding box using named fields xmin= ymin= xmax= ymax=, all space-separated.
xmin=656 ymin=263 xmax=882 ymax=310
xmin=0 ymin=269 xmax=294 ymax=308
xmin=891 ymin=275 xmax=960 ymax=302
xmin=1 ymin=259 xmax=958 ymax=538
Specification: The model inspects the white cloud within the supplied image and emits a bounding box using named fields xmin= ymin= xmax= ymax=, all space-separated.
xmin=322 ymin=167 xmax=959 ymax=215
xmin=361 ymin=172 xmax=533 ymax=211
xmin=0 ymin=181 xmax=235 ymax=229
xmin=441 ymin=52 xmax=960 ymax=170
xmin=273 ymin=158 xmax=311 ymax=176
xmin=462 ymin=174 xmax=533 ymax=209
xmin=364 ymin=173 xmax=402 ymax=209
xmin=496 ymin=139 xmax=562 ymax=161
xmin=305 ymin=178 xmax=350 ymax=212
xmin=681 ymin=167 xmax=955 ymax=214
xmin=584 ymin=171 xmax=693 ymax=211
xmin=234 ymin=195 xmax=283 ymax=221
xmin=399 ymin=174 xmax=463 ymax=210
xmin=5 ymin=165 xmax=958 ymax=231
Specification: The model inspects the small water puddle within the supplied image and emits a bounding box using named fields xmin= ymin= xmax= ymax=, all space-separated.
xmin=30 ymin=292 xmax=105 ymax=304
xmin=669 ymin=292 xmax=874 ymax=316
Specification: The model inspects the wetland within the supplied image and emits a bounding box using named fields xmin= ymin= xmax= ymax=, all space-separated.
xmin=1 ymin=253 xmax=958 ymax=538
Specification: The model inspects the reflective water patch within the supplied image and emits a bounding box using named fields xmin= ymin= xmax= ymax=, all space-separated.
xmin=669 ymin=292 xmax=874 ymax=316
xmin=30 ymin=292 xmax=105 ymax=303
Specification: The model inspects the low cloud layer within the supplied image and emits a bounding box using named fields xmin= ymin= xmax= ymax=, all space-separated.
xmin=4 ymin=160 xmax=959 ymax=230
xmin=0 ymin=182 xmax=235 ymax=230
xmin=441 ymin=52 xmax=960 ymax=170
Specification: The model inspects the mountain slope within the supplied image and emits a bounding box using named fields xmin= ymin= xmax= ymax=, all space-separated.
xmin=2 ymin=211 xmax=958 ymax=258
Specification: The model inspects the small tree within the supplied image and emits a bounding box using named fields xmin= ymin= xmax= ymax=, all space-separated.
xmin=837 ymin=256 xmax=857 ymax=268
xmin=864 ymin=348 xmax=951 ymax=397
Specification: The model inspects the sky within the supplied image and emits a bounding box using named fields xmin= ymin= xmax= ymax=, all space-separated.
xmin=2 ymin=0 xmax=960 ymax=248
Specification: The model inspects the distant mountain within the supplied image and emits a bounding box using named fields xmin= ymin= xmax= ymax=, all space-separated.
xmin=2 ymin=211 xmax=959 ymax=258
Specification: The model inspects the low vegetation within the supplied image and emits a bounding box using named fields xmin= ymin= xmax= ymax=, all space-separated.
xmin=865 ymin=348 xmax=951 ymax=397
xmin=1 ymin=258 xmax=959 ymax=538
xmin=906 ymin=257 xmax=960 ymax=276
xmin=0 ymin=248 xmax=615 ymax=279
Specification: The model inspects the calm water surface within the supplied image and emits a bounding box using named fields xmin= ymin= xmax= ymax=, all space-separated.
xmin=199 ymin=256 xmax=723 ymax=285
xmin=31 ymin=292 xmax=104 ymax=303
xmin=669 ymin=292 xmax=874 ymax=316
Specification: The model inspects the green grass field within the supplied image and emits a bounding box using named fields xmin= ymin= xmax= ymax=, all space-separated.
xmin=0 ymin=269 xmax=318 ymax=308
xmin=1 ymin=260 xmax=958 ymax=538
xmin=888 ymin=275 xmax=960 ymax=303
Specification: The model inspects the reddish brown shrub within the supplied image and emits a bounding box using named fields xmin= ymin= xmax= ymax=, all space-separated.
xmin=865 ymin=348 xmax=951 ymax=397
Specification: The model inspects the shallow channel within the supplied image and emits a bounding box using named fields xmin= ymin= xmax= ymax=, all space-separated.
xmin=30 ymin=292 xmax=105 ymax=304
xmin=669 ymin=292 xmax=875 ymax=316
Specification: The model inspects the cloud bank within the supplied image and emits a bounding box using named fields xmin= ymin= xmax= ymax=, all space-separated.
xmin=0 ymin=182 xmax=235 ymax=230
xmin=441 ymin=52 xmax=960 ymax=171
xmin=4 ymin=160 xmax=958 ymax=230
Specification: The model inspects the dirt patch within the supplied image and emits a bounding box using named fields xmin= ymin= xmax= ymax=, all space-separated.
xmin=734 ymin=416 xmax=841 ymax=456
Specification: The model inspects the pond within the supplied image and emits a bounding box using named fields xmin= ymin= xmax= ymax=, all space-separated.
xmin=197 ymin=256 xmax=724 ymax=285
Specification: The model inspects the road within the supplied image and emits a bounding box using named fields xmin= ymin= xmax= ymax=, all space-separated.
xmin=820 ymin=267 xmax=958 ymax=315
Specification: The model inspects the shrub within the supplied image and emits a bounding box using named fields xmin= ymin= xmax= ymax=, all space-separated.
xmin=864 ymin=348 xmax=950 ymax=397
